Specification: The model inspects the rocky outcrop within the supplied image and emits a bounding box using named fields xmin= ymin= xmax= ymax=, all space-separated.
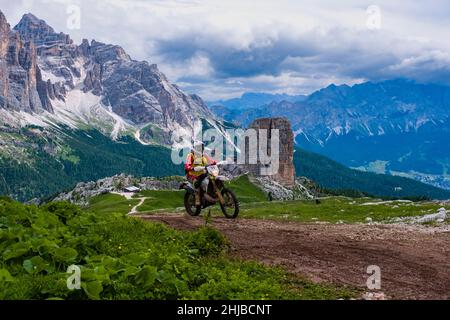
xmin=53 ymin=172 xmax=320 ymax=205
xmin=389 ymin=207 xmax=450 ymax=224
xmin=244 ymin=117 xmax=295 ymax=187
xmin=80 ymin=39 xmax=213 ymax=130
xmin=220 ymin=163 xmax=249 ymax=179
xmin=0 ymin=11 xmax=52 ymax=112
xmin=13 ymin=13 xmax=72 ymax=48
xmin=250 ymin=176 xmax=318 ymax=201
xmin=53 ymin=174 xmax=185 ymax=205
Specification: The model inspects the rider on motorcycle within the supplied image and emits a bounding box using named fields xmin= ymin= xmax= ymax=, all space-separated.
xmin=184 ymin=141 xmax=217 ymax=205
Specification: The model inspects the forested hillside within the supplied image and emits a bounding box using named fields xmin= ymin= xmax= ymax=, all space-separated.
xmin=294 ymin=148 xmax=450 ymax=200
xmin=0 ymin=128 xmax=182 ymax=201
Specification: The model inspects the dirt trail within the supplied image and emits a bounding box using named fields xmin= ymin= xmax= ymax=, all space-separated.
xmin=138 ymin=213 xmax=450 ymax=300
xmin=110 ymin=192 xmax=148 ymax=215
xmin=129 ymin=197 xmax=146 ymax=215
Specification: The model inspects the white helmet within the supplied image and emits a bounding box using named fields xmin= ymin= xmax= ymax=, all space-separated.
xmin=191 ymin=140 xmax=205 ymax=154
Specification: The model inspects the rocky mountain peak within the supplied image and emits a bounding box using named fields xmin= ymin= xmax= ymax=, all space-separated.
xmin=14 ymin=13 xmax=72 ymax=47
xmin=88 ymin=39 xmax=131 ymax=63
xmin=1 ymin=11 xmax=220 ymax=145
xmin=0 ymin=11 xmax=11 ymax=59
xmin=0 ymin=11 xmax=52 ymax=113
xmin=20 ymin=13 xmax=42 ymax=24
xmin=0 ymin=10 xmax=9 ymax=33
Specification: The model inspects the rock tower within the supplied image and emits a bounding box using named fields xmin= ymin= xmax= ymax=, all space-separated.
xmin=244 ymin=117 xmax=295 ymax=186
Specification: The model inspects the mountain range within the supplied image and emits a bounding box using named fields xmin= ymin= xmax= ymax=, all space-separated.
xmin=0 ymin=12 xmax=220 ymax=144
xmin=208 ymin=92 xmax=306 ymax=110
xmin=211 ymin=80 xmax=450 ymax=190
xmin=1 ymin=11 xmax=449 ymax=201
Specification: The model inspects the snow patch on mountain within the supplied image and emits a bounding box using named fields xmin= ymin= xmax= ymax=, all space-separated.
xmin=48 ymin=89 xmax=133 ymax=138
xmin=39 ymin=68 xmax=65 ymax=84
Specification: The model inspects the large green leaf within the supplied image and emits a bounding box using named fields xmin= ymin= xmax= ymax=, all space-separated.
xmin=122 ymin=266 xmax=139 ymax=278
xmin=82 ymin=281 xmax=103 ymax=300
xmin=81 ymin=266 xmax=110 ymax=283
xmin=23 ymin=256 xmax=51 ymax=274
xmin=0 ymin=268 xmax=14 ymax=282
xmin=135 ymin=266 xmax=158 ymax=290
xmin=2 ymin=242 xmax=31 ymax=260
xmin=30 ymin=238 xmax=58 ymax=255
xmin=52 ymin=247 xmax=78 ymax=263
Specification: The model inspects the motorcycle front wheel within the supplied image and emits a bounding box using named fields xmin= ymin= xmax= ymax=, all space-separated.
xmin=184 ymin=192 xmax=201 ymax=216
xmin=220 ymin=188 xmax=239 ymax=219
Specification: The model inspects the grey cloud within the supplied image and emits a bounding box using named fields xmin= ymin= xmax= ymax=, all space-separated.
xmin=153 ymin=24 xmax=450 ymax=88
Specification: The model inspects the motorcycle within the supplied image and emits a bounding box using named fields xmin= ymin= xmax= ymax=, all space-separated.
xmin=179 ymin=161 xmax=239 ymax=219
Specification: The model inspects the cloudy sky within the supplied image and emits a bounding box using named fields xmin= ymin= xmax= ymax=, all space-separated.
xmin=2 ymin=0 xmax=450 ymax=100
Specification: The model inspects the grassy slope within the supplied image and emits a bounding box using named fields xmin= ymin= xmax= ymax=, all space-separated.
xmin=239 ymin=197 xmax=449 ymax=223
xmin=198 ymin=197 xmax=448 ymax=223
xmin=87 ymin=176 xmax=448 ymax=224
xmin=136 ymin=190 xmax=185 ymax=213
xmin=87 ymin=194 xmax=140 ymax=214
xmin=226 ymin=175 xmax=268 ymax=203
xmin=88 ymin=175 xmax=267 ymax=214
xmin=294 ymin=148 xmax=450 ymax=200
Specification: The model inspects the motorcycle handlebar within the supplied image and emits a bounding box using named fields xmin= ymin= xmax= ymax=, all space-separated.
xmin=193 ymin=161 xmax=227 ymax=172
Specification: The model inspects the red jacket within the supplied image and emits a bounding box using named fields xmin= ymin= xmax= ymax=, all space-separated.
xmin=185 ymin=152 xmax=216 ymax=180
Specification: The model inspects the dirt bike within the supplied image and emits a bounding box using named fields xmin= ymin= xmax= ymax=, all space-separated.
xmin=179 ymin=161 xmax=240 ymax=219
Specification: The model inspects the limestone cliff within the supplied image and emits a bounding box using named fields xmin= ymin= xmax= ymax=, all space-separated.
xmin=0 ymin=11 xmax=51 ymax=113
